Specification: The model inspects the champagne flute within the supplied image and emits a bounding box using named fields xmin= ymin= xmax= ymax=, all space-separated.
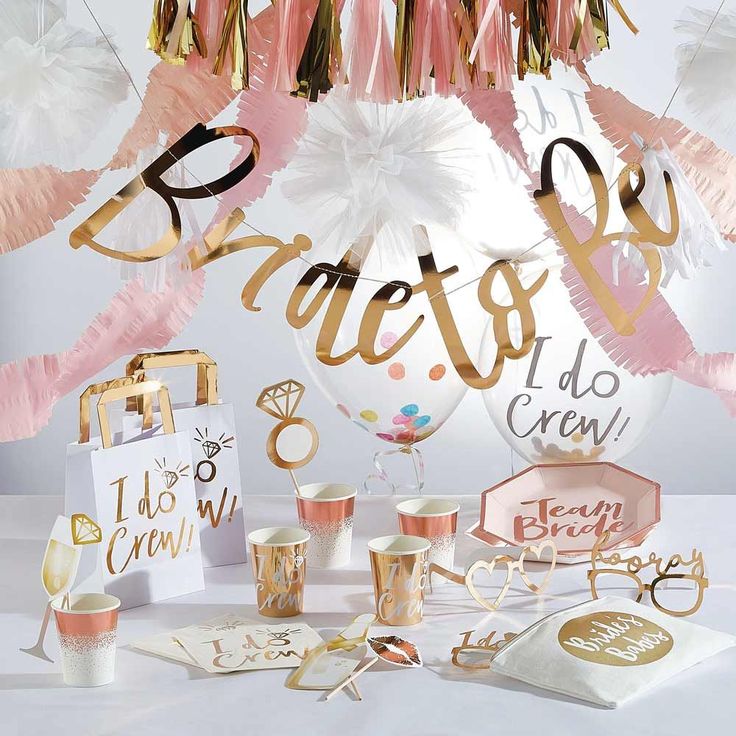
xmin=21 ymin=516 xmax=81 ymax=662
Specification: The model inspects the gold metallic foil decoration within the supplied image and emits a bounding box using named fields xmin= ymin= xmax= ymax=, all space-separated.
xmin=534 ymin=137 xmax=678 ymax=337
xmin=429 ymin=540 xmax=557 ymax=612
xmin=69 ymin=124 xmax=259 ymax=263
xmin=70 ymin=514 xmax=102 ymax=546
xmin=293 ymin=0 xmax=342 ymax=101
xmin=125 ymin=349 xmax=218 ymax=412
xmin=214 ymin=0 xmax=249 ymax=90
xmin=451 ymin=629 xmax=517 ymax=670
xmin=518 ymin=0 xmax=552 ymax=80
xmin=256 ymin=379 xmax=319 ymax=471
xmin=588 ymin=531 xmax=709 ymax=617
xmin=148 ymin=0 xmax=206 ymax=65
xmin=394 ymin=0 xmax=418 ymax=99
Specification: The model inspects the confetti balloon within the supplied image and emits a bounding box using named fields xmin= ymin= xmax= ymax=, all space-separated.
xmin=292 ymin=223 xmax=488 ymax=451
xmin=482 ymin=268 xmax=672 ymax=463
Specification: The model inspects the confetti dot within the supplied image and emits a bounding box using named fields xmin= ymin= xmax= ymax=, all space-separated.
xmin=429 ymin=364 xmax=446 ymax=381
xmin=413 ymin=415 xmax=431 ymax=428
xmin=360 ymin=409 xmax=378 ymax=422
xmin=397 ymin=429 xmax=416 ymax=443
xmin=337 ymin=403 xmax=351 ymax=418
xmin=388 ymin=362 xmax=406 ymax=380
xmin=571 ymin=432 xmax=584 ymax=444
xmin=400 ymin=403 xmax=419 ymax=417
xmin=380 ymin=331 xmax=398 ymax=349
xmin=393 ymin=413 xmax=413 ymax=425
xmin=376 ymin=432 xmax=395 ymax=442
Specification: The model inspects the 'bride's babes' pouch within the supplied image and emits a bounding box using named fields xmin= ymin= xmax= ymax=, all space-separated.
xmin=489 ymin=596 xmax=735 ymax=708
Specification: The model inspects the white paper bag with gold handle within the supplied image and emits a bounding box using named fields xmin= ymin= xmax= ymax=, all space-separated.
xmin=122 ymin=350 xmax=246 ymax=568
xmin=65 ymin=378 xmax=204 ymax=609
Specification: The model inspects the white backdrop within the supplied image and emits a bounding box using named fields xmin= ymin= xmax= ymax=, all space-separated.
xmin=1 ymin=0 xmax=735 ymax=495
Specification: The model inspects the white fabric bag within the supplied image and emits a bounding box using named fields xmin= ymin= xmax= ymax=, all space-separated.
xmin=65 ymin=378 xmax=204 ymax=610
xmin=489 ymin=596 xmax=735 ymax=708
xmin=123 ymin=351 xmax=247 ymax=568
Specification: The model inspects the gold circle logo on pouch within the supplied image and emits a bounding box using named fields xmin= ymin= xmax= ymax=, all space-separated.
xmin=558 ymin=611 xmax=674 ymax=666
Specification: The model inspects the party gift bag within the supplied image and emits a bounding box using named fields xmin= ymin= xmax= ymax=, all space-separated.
xmin=123 ymin=350 xmax=246 ymax=567
xmin=65 ymin=378 xmax=204 ymax=610
xmin=489 ymin=596 xmax=736 ymax=708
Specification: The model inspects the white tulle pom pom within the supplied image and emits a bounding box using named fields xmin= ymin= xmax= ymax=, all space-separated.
xmin=281 ymin=89 xmax=494 ymax=262
xmin=675 ymin=6 xmax=736 ymax=138
xmin=0 ymin=5 xmax=129 ymax=169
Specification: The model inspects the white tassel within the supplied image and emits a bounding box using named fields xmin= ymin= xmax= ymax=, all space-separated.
xmin=614 ymin=134 xmax=726 ymax=287
xmin=675 ymin=6 xmax=736 ymax=139
xmin=281 ymin=88 xmax=494 ymax=264
xmin=0 ymin=3 xmax=129 ymax=169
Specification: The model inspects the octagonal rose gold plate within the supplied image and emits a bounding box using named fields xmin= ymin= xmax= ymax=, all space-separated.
xmin=466 ymin=462 xmax=660 ymax=558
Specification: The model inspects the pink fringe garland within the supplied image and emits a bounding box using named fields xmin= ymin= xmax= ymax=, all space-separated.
xmin=0 ymin=167 xmax=101 ymax=255
xmin=584 ymin=78 xmax=736 ymax=243
xmin=0 ymin=272 xmax=205 ymax=442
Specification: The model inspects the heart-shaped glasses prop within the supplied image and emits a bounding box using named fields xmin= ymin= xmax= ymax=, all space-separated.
xmin=20 ymin=514 xmax=101 ymax=661
xmin=256 ymin=379 xmax=319 ymax=498
xmin=429 ymin=540 xmax=557 ymax=612
xmin=588 ymin=531 xmax=709 ymax=617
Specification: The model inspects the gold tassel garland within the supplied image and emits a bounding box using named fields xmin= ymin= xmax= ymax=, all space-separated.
xmin=214 ymin=0 xmax=249 ymax=90
xmin=293 ymin=0 xmax=342 ymax=102
xmin=518 ymin=0 xmax=551 ymax=80
xmin=147 ymin=0 xmax=206 ymax=65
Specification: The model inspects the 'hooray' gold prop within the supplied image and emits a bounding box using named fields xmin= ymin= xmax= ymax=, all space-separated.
xmin=70 ymin=126 xmax=682 ymax=391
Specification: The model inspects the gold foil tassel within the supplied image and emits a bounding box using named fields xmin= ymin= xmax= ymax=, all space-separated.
xmin=214 ymin=0 xmax=249 ymax=90
xmin=571 ymin=0 xmax=638 ymax=53
xmin=394 ymin=0 xmax=418 ymax=99
xmin=147 ymin=0 xmax=206 ymax=65
xmin=456 ymin=0 xmax=488 ymax=89
xmin=293 ymin=0 xmax=343 ymax=102
xmin=587 ymin=0 xmax=610 ymax=51
xmin=518 ymin=0 xmax=551 ymax=80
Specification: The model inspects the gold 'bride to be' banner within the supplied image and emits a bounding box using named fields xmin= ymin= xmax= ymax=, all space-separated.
xmin=69 ymin=124 xmax=680 ymax=391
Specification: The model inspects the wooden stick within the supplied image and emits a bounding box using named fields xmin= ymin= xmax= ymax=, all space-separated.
xmin=288 ymin=469 xmax=303 ymax=497
xmin=349 ymin=680 xmax=362 ymax=701
xmin=324 ymin=658 xmax=378 ymax=702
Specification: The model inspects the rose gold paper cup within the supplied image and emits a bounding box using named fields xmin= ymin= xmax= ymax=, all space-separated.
xmin=51 ymin=593 xmax=120 ymax=687
xmin=248 ymin=527 xmax=310 ymax=617
xmin=368 ymin=535 xmax=430 ymax=626
xmin=296 ymin=483 xmax=356 ymax=569
xmin=397 ymin=498 xmax=460 ymax=584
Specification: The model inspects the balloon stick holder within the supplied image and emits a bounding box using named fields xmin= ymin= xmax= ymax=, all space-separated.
xmin=363 ymin=444 xmax=425 ymax=496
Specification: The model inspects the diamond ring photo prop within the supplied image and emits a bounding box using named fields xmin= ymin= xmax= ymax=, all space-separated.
xmin=71 ymin=513 xmax=102 ymax=546
xmin=256 ymin=379 xmax=320 ymax=496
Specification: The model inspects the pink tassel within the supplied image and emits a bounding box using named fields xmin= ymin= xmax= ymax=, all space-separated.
xmin=185 ymin=0 xmax=228 ymax=73
xmin=0 ymin=273 xmax=205 ymax=442
xmin=212 ymin=5 xmax=309 ymax=220
xmin=0 ymin=167 xmax=101 ymax=255
xmin=110 ymin=63 xmax=238 ymax=170
xmin=271 ymin=0 xmax=319 ymax=93
xmin=584 ymin=78 xmax=736 ymax=242
xmin=410 ymin=0 xmax=468 ymax=96
xmin=340 ymin=0 xmax=400 ymax=103
xmin=548 ymin=0 xmax=599 ymax=64
xmin=469 ymin=0 xmax=515 ymax=91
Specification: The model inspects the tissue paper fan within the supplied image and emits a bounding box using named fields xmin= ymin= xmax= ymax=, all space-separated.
xmin=675 ymin=7 xmax=736 ymax=138
xmin=0 ymin=7 xmax=129 ymax=170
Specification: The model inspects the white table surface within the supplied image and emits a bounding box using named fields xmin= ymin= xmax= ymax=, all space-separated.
xmin=2 ymin=494 xmax=735 ymax=736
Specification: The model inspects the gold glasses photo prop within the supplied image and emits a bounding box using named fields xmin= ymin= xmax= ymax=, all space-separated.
xmin=588 ymin=531 xmax=709 ymax=617
xmin=256 ymin=379 xmax=319 ymax=497
xmin=429 ymin=540 xmax=557 ymax=612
